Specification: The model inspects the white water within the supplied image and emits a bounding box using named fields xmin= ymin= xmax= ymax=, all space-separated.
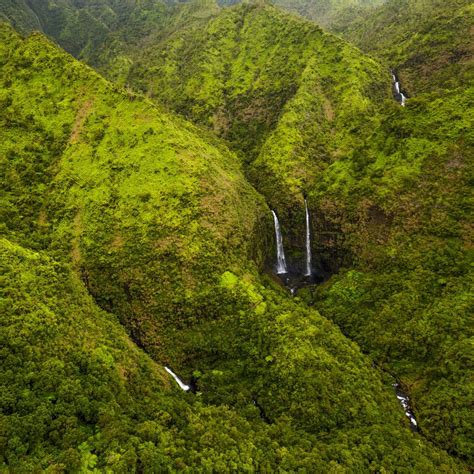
xmin=271 ymin=210 xmax=288 ymax=274
xmin=304 ymin=199 xmax=312 ymax=276
xmin=165 ymin=366 xmax=190 ymax=391
xmin=391 ymin=71 xmax=406 ymax=106
xmin=393 ymin=383 xmax=418 ymax=430
xmin=400 ymin=93 xmax=407 ymax=107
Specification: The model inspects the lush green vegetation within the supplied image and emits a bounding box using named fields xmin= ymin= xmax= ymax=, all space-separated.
xmin=0 ymin=0 xmax=173 ymax=56
xmin=0 ymin=22 xmax=270 ymax=364
xmin=331 ymin=0 xmax=473 ymax=95
xmin=270 ymin=0 xmax=383 ymax=27
xmin=2 ymin=23 xmax=465 ymax=471
xmin=0 ymin=235 xmax=465 ymax=471
xmin=0 ymin=0 xmax=472 ymax=469
xmin=304 ymin=84 xmax=474 ymax=464
xmin=106 ymin=1 xmax=474 ymax=465
xmin=0 ymin=0 xmax=42 ymax=32
xmin=128 ymin=4 xmax=329 ymax=159
xmin=293 ymin=1 xmax=473 ymax=463
xmin=124 ymin=2 xmax=392 ymax=258
xmin=0 ymin=0 xmax=223 ymax=87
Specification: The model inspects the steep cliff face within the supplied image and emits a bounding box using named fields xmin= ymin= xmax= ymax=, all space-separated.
xmin=127 ymin=3 xmax=388 ymax=160
xmin=118 ymin=3 xmax=474 ymax=463
xmin=0 ymin=0 xmax=42 ymax=32
xmin=2 ymin=23 xmax=464 ymax=473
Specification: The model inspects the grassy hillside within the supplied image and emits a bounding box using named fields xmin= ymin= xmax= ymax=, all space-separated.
xmin=0 ymin=0 xmax=176 ymax=70
xmin=125 ymin=2 xmax=392 ymax=265
xmin=128 ymin=3 xmax=388 ymax=164
xmin=129 ymin=4 xmax=324 ymax=159
xmin=0 ymin=23 xmax=466 ymax=471
xmin=1 ymin=236 xmax=178 ymax=471
xmin=0 ymin=0 xmax=42 ymax=32
xmin=307 ymin=83 xmax=474 ymax=463
xmin=289 ymin=1 xmax=474 ymax=463
xmin=249 ymin=26 xmax=389 ymax=263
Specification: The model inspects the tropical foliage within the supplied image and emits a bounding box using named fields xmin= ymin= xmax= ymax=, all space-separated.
xmin=0 ymin=0 xmax=472 ymax=469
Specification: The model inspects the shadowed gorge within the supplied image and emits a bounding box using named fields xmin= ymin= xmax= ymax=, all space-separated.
xmin=0 ymin=0 xmax=473 ymax=470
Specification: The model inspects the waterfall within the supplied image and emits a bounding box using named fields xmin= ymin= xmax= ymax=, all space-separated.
xmin=271 ymin=210 xmax=288 ymax=274
xmin=400 ymin=92 xmax=406 ymax=107
xmin=304 ymin=199 xmax=312 ymax=276
xmin=164 ymin=366 xmax=190 ymax=391
xmin=391 ymin=70 xmax=406 ymax=106
xmin=393 ymin=383 xmax=418 ymax=431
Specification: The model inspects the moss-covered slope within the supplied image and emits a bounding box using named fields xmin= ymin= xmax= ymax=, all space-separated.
xmin=125 ymin=2 xmax=393 ymax=265
xmin=0 ymin=0 xmax=174 ymax=57
xmin=308 ymin=83 xmax=474 ymax=464
xmin=269 ymin=0 xmax=383 ymax=27
xmin=118 ymin=2 xmax=474 ymax=464
xmin=1 ymin=236 xmax=177 ymax=471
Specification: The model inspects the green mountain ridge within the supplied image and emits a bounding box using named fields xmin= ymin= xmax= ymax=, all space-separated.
xmin=2 ymin=23 xmax=466 ymax=471
xmin=0 ymin=0 xmax=174 ymax=56
xmin=0 ymin=0 xmax=473 ymax=469
xmin=331 ymin=0 xmax=473 ymax=95
xmin=269 ymin=0 xmax=384 ymax=27
xmin=100 ymin=1 xmax=474 ymax=465
xmin=125 ymin=2 xmax=391 ymax=261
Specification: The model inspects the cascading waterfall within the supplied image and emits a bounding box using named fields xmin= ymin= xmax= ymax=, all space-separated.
xmin=393 ymin=383 xmax=418 ymax=431
xmin=304 ymin=199 xmax=312 ymax=276
xmin=164 ymin=366 xmax=190 ymax=391
xmin=271 ymin=210 xmax=288 ymax=274
xmin=392 ymin=73 xmax=399 ymax=93
xmin=400 ymin=92 xmax=407 ymax=106
xmin=391 ymin=71 xmax=406 ymax=107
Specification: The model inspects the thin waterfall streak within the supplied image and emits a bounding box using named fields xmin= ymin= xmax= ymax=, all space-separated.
xmin=165 ymin=366 xmax=190 ymax=391
xmin=393 ymin=383 xmax=418 ymax=431
xmin=304 ymin=200 xmax=312 ymax=276
xmin=271 ymin=210 xmax=287 ymax=274
xmin=391 ymin=70 xmax=407 ymax=106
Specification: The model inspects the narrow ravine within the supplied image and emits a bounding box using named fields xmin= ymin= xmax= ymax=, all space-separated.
xmin=270 ymin=203 xmax=322 ymax=294
xmin=270 ymin=208 xmax=423 ymax=434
